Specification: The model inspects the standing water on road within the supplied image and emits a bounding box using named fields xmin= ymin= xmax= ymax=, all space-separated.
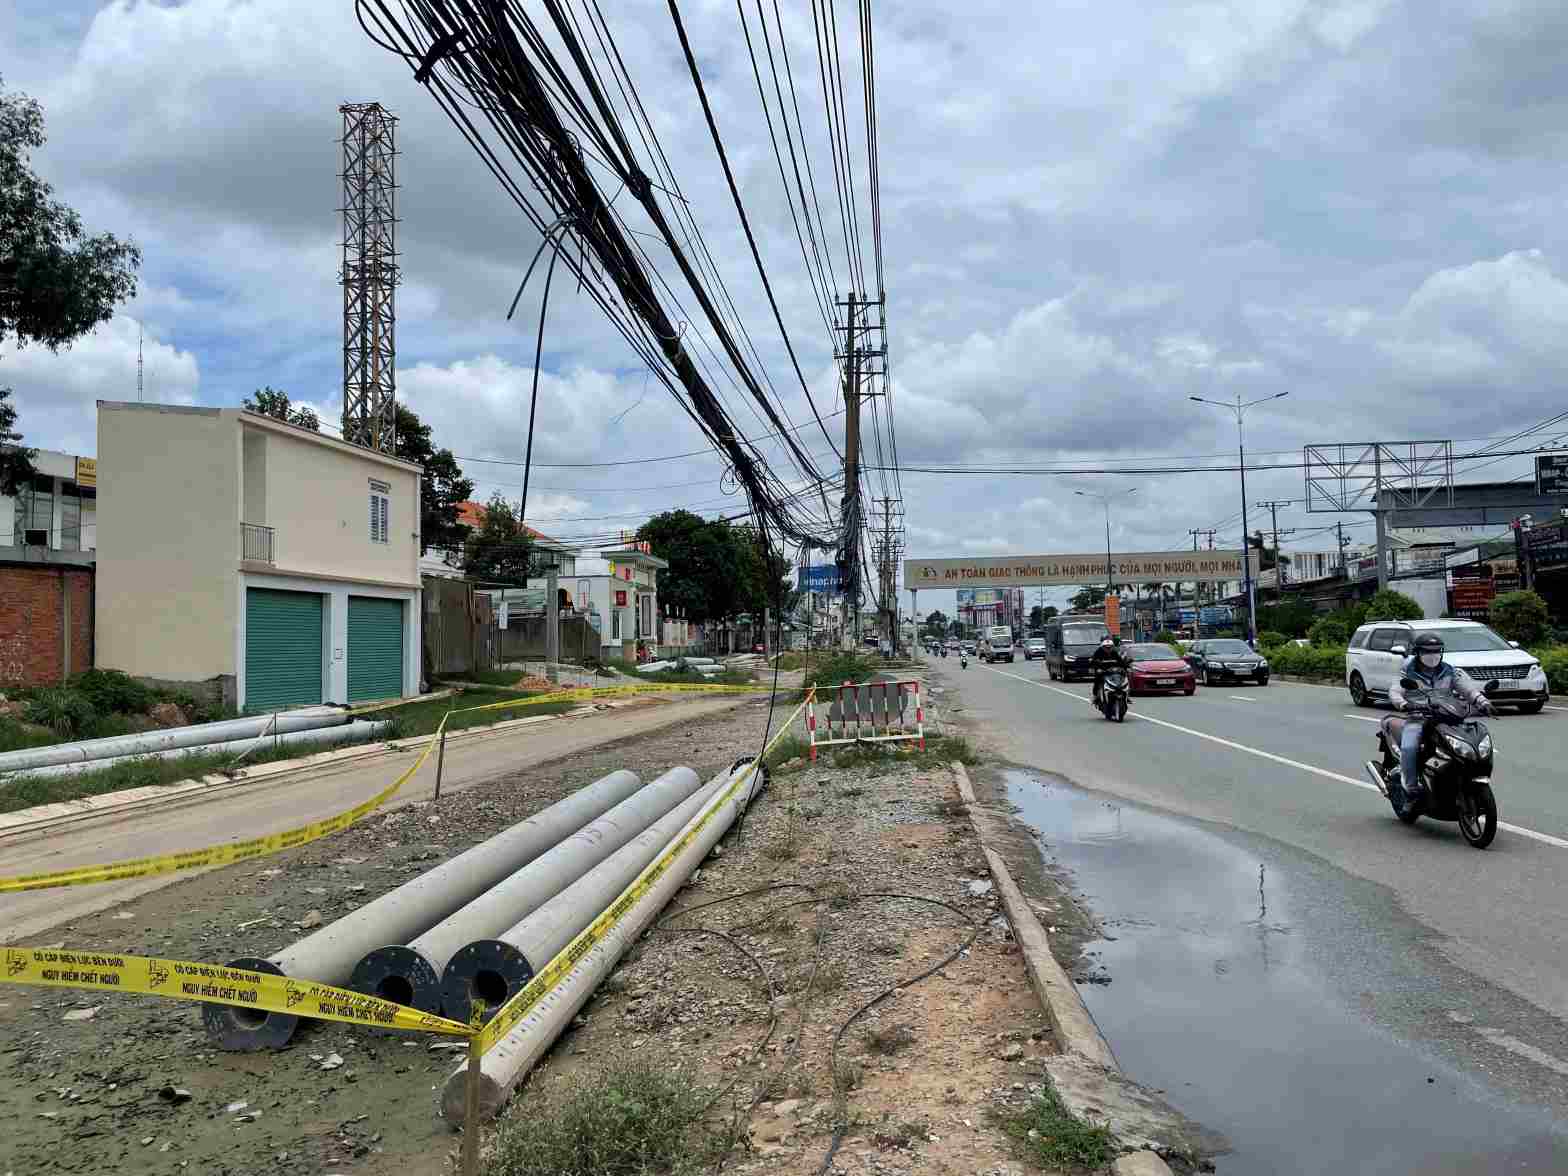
xmin=1006 ymin=770 xmax=1568 ymax=1175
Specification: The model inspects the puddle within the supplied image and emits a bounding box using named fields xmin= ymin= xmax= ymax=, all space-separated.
xmin=1006 ymin=770 xmax=1568 ymax=1175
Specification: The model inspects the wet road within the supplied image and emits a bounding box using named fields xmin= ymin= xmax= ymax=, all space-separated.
xmin=926 ymin=656 xmax=1568 ymax=1166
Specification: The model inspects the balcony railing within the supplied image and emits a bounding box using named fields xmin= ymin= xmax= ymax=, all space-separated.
xmin=242 ymin=523 xmax=275 ymax=564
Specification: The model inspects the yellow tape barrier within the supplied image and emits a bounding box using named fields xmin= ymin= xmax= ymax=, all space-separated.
xmin=0 ymin=680 xmax=765 ymax=895
xmin=0 ymin=945 xmax=474 ymax=1037
xmin=475 ymin=692 xmax=810 ymax=1054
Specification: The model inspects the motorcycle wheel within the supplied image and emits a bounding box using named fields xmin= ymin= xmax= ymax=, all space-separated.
xmin=1113 ymin=696 xmax=1127 ymax=723
xmin=1457 ymin=783 xmax=1498 ymax=849
xmin=1390 ymin=784 xmax=1421 ymax=825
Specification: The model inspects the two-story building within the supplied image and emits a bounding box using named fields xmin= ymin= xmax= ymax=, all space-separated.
xmin=95 ymin=402 xmax=423 ymax=711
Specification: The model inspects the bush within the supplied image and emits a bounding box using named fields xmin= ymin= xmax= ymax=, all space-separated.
xmin=1255 ymin=600 xmax=1316 ymax=638
xmin=1364 ymin=589 xmax=1424 ymax=622
xmin=803 ymin=652 xmax=880 ymax=692
xmin=1537 ymin=647 xmax=1568 ymax=695
xmin=1257 ymin=630 xmax=1290 ymax=651
xmin=1267 ymin=644 xmax=1345 ymax=679
xmin=1153 ymin=630 xmax=1181 ymax=645
xmin=69 ymin=668 xmax=154 ymax=716
xmin=1308 ymin=614 xmax=1351 ymax=648
xmin=1490 ymin=590 xmax=1552 ymax=646
xmin=24 ymin=688 xmax=99 ymax=737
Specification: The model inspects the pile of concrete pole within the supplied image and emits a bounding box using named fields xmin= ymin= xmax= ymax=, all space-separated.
xmin=204 ymin=756 xmax=766 ymax=1122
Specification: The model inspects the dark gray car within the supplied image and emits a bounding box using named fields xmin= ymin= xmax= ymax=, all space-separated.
xmin=1185 ymin=638 xmax=1270 ymax=687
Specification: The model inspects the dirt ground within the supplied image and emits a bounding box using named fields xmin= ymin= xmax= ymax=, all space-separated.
xmin=0 ymin=690 xmax=1075 ymax=1176
xmin=515 ymin=750 xmax=1062 ymax=1176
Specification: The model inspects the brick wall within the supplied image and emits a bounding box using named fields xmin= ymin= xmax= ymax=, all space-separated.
xmin=0 ymin=564 xmax=94 ymax=690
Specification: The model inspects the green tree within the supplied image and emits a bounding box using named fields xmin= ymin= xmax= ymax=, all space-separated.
xmin=923 ymin=609 xmax=949 ymax=637
xmin=243 ymin=386 xmax=320 ymax=431
xmin=462 ymin=494 xmax=532 ymax=584
xmin=391 ymin=404 xmax=473 ymax=555
xmin=732 ymin=524 xmax=795 ymax=616
xmin=1 ymin=74 xmax=141 ymax=494
xmin=636 ymin=509 xmax=741 ymax=624
xmin=1489 ymin=589 xmax=1551 ymax=646
xmin=1363 ymin=588 xmax=1424 ymax=622
xmin=1070 ymin=585 xmax=1107 ymax=612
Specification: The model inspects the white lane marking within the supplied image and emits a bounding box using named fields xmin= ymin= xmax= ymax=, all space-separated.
xmin=1344 ymin=715 xmax=1382 ymax=724
xmin=1228 ymin=695 xmax=1258 ymax=703
xmin=985 ymin=665 xmax=1568 ymax=851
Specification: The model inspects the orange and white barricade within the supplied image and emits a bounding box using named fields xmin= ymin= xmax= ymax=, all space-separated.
xmin=806 ymin=679 xmax=925 ymax=761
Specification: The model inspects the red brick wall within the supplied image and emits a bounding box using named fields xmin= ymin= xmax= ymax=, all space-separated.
xmin=0 ymin=565 xmax=95 ymax=690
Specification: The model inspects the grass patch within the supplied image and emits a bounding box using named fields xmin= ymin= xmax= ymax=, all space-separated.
xmin=764 ymin=734 xmax=810 ymax=772
xmin=862 ymin=1022 xmax=915 ymax=1055
xmin=493 ymin=1058 xmax=728 ymax=1176
xmin=803 ymin=653 xmax=882 ymax=693
xmin=999 ymin=1083 xmax=1117 ymax=1170
xmin=0 ymin=733 xmax=369 ymax=815
xmin=0 ymin=716 xmax=62 ymax=756
xmin=435 ymin=667 xmax=532 ymax=688
xmin=925 ymin=733 xmax=981 ymax=765
xmin=379 ymin=687 xmax=578 ymax=738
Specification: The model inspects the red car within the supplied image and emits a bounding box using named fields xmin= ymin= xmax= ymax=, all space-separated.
xmin=1125 ymin=642 xmax=1196 ymax=696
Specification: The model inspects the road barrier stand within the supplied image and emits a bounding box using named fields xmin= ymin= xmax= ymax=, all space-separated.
xmin=807 ymin=679 xmax=925 ymax=761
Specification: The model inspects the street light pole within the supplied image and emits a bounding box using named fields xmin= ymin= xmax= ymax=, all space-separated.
xmin=1189 ymin=390 xmax=1288 ymax=646
xmin=1075 ymin=486 xmax=1137 ymax=606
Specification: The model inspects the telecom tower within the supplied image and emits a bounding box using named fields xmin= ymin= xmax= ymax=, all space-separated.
xmin=339 ymin=102 xmax=400 ymax=453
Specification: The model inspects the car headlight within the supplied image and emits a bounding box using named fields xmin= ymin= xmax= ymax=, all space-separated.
xmin=1441 ymin=730 xmax=1478 ymax=760
xmin=1528 ymin=665 xmax=1546 ymax=682
xmin=1478 ymin=733 xmax=1493 ymax=758
xmin=1258 ymin=659 xmax=1269 ymax=668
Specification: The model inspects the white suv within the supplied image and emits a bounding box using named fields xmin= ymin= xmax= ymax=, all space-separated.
xmin=1345 ymin=619 xmax=1550 ymax=714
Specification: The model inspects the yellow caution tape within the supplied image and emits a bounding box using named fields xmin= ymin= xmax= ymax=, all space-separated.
xmin=450 ymin=680 xmax=767 ymax=716
xmin=476 ymin=694 xmax=809 ymax=1054
xmin=0 ymin=945 xmax=473 ymax=1037
xmin=0 ymin=713 xmax=449 ymax=894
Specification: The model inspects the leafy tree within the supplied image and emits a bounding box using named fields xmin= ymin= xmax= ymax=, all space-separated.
xmin=392 ymin=404 xmax=473 ymax=555
xmin=1 ymin=74 xmax=141 ymax=494
xmin=1070 ymin=585 xmax=1107 ymax=612
xmin=1363 ymin=588 xmax=1424 ymax=623
xmin=1489 ymin=589 xmax=1551 ymax=646
xmin=1307 ymin=614 xmax=1351 ymax=648
xmin=732 ymin=524 xmax=795 ymax=617
xmin=243 ymin=386 xmax=320 ymax=431
xmin=923 ymin=609 xmax=949 ymax=638
xmin=637 ymin=510 xmax=741 ymax=624
xmin=462 ymin=494 xmax=532 ymax=584
xmin=1255 ymin=600 xmax=1316 ymax=638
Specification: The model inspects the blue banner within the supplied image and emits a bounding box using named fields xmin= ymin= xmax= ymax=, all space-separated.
xmin=799 ymin=565 xmax=840 ymax=592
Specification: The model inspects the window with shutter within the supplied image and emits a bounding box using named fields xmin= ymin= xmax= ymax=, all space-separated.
xmin=369 ymin=479 xmax=391 ymax=544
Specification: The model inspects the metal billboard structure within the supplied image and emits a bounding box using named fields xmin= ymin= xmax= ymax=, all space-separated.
xmin=1303 ymin=441 xmax=1453 ymax=589
xmin=340 ymin=102 xmax=400 ymax=454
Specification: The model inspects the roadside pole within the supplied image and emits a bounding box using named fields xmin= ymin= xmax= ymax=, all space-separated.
xmin=545 ymin=562 xmax=560 ymax=684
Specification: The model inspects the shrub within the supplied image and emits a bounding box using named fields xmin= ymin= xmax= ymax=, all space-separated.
xmin=999 ymin=1082 xmax=1116 ymax=1169
xmin=1267 ymin=644 xmax=1345 ymax=679
xmin=69 ymin=669 xmax=153 ymax=715
xmin=24 ymin=688 xmax=99 ymax=737
xmin=1153 ymin=630 xmax=1181 ymax=645
xmin=803 ymin=652 xmax=880 ymax=692
xmin=1489 ymin=590 xmax=1552 ymax=646
xmin=1308 ymin=614 xmax=1351 ymax=648
xmin=1537 ymin=647 xmax=1568 ymax=695
xmin=1364 ymin=589 xmax=1424 ymax=622
xmin=1257 ymin=630 xmax=1289 ymax=651
xmin=1255 ymin=601 xmax=1316 ymax=638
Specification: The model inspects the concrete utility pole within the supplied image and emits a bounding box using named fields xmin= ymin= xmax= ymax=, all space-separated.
xmin=1336 ymin=521 xmax=1349 ymax=576
xmin=544 ymin=562 xmax=560 ymax=681
xmin=1189 ymin=528 xmax=1216 ymax=613
xmin=839 ymin=291 xmax=863 ymax=651
xmin=1258 ymin=501 xmax=1293 ymax=604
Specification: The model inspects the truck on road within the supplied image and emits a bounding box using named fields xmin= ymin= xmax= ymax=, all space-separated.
xmin=980 ymin=624 xmax=1015 ymax=663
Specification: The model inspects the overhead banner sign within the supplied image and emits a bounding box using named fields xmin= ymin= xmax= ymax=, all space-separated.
xmin=798 ymin=564 xmax=840 ymax=593
xmin=904 ymin=550 xmax=1253 ymax=590
xmin=1537 ymin=453 xmax=1568 ymax=495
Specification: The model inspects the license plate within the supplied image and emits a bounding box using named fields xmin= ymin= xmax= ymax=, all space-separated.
xmin=1156 ymin=678 xmax=1175 ymax=686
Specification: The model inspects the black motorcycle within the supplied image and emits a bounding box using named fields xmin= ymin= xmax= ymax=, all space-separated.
xmin=1364 ymin=678 xmax=1499 ymax=849
xmin=1096 ymin=669 xmax=1130 ymax=723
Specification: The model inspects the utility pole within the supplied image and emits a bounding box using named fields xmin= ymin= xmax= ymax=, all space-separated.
xmin=1189 ymin=528 xmax=1216 ymax=614
xmin=836 ymin=289 xmax=889 ymax=652
xmin=1258 ymin=501 xmax=1292 ymax=604
xmin=544 ymin=561 xmax=559 ymax=682
xmin=1336 ymin=521 xmax=1348 ymax=577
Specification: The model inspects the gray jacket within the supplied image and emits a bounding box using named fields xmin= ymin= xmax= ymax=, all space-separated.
xmin=1388 ymin=657 xmax=1484 ymax=711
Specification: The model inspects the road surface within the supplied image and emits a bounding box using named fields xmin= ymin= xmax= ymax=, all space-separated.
xmin=0 ymin=695 xmax=749 ymax=944
xmin=928 ymin=654 xmax=1568 ymax=1167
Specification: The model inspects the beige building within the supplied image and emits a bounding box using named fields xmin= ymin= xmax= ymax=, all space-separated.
xmin=96 ymin=403 xmax=422 ymax=710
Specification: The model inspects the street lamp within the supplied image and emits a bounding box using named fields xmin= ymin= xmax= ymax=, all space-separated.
xmin=1075 ymin=487 xmax=1138 ymax=597
xmin=1189 ymin=390 xmax=1289 ymax=645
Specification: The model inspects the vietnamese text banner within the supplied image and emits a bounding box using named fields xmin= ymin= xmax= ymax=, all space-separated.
xmin=904 ymin=551 xmax=1255 ymax=590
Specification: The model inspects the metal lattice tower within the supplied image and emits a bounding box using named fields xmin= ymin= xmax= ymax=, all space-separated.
xmin=339 ymin=102 xmax=400 ymax=453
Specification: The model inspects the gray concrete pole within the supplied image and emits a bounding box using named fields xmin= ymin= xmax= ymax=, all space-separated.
xmin=546 ymin=564 xmax=560 ymax=683
xmin=440 ymin=762 xmax=764 ymax=1121
xmin=349 ymin=766 xmax=702 ymax=1014
xmin=203 ymin=768 xmax=641 ymax=1051
xmin=439 ymin=765 xmax=733 ymax=1021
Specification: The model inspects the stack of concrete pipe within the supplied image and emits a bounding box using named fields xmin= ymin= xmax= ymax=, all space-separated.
xmin=204 ymin=767 xmax=643 ymax=1050
xmin=347 ymin=765 xmax=705 ymax=1016
xmin=441 ymin=759 xmax=768 ymax=1122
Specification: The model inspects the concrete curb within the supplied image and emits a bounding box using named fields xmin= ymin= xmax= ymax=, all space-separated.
xmin=0 ymin=692 xmax=743 ymax=845
xmin=952 ymin=761 xmax=1117 ymax=1071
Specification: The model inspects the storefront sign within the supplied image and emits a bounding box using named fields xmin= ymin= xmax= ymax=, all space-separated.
xmin=615 ymin=590 xmax=628 ymax=607
xmin=1536 ymin=453 xmax=1568 ymax=495
xmin=1449 ymin=578 xmax=1495 ymax=620
xmin=74 ymin=456 xmax=97 ymax=488
xmin=904 ymin=550 xmax=1252 ymax=590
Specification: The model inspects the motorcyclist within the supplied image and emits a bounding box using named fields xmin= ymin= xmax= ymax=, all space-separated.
xmin=1089 ymin=635 xmax=1130 ymax=709
xmin=1385 ymin=632 xmax=1488 ymax=802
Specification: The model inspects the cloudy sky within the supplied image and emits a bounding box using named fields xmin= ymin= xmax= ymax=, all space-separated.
xmin=5 ymin=0 xmax=1568 ymax=616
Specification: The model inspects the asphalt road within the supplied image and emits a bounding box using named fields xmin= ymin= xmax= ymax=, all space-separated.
xmin=929 ymin=653 xmax=1568 ymax=1145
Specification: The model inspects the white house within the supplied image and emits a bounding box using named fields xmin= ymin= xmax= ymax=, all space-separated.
xmin=95 ymin=402 xmax=423 ymax=711
xmin=558 ymin=543 xmax=669 ymax=662
xmin=0 ymin=447 xmax=97 ymax=561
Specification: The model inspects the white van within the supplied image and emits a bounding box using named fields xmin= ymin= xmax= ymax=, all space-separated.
xmin=980 ymin=625 xmax=1015 ymax=663
xmin=1344 ymin=618 xmax=1550 ymax=713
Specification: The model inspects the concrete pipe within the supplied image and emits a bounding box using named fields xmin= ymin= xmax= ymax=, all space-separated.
xmin=439 ymin=767 xmax=732 ymax=1022
xmin=0 ymin=706 xmax=347 ymax=773
xmin=350 ymin=766 xmax=702 ymax=1016
xmin=0 ymin=720 xmax=392 ymax=784
xmin=203 ymin=768 xmax=641 ymax=1051
xmin=440 ymin=761 xmax=767 ymax=1122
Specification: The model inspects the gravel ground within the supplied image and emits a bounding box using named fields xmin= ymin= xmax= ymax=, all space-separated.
xmin=509 ymin=746 xmax=1063 ymax=1176
xmin=0 ymin=695 xmax=799 ymax=1176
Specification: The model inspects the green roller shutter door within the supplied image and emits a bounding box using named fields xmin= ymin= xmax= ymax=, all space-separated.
xmin=245 ymin=588 xmax=323 ymax=712
xmin=348 ymin=596 xmax=405 ymax=702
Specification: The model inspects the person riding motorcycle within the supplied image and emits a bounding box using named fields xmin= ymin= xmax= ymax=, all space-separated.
xmin=1386 ymin=632 xmax=1488 ymax=803
xmin=1089 ymin=635 xmax=1130 ymax=709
